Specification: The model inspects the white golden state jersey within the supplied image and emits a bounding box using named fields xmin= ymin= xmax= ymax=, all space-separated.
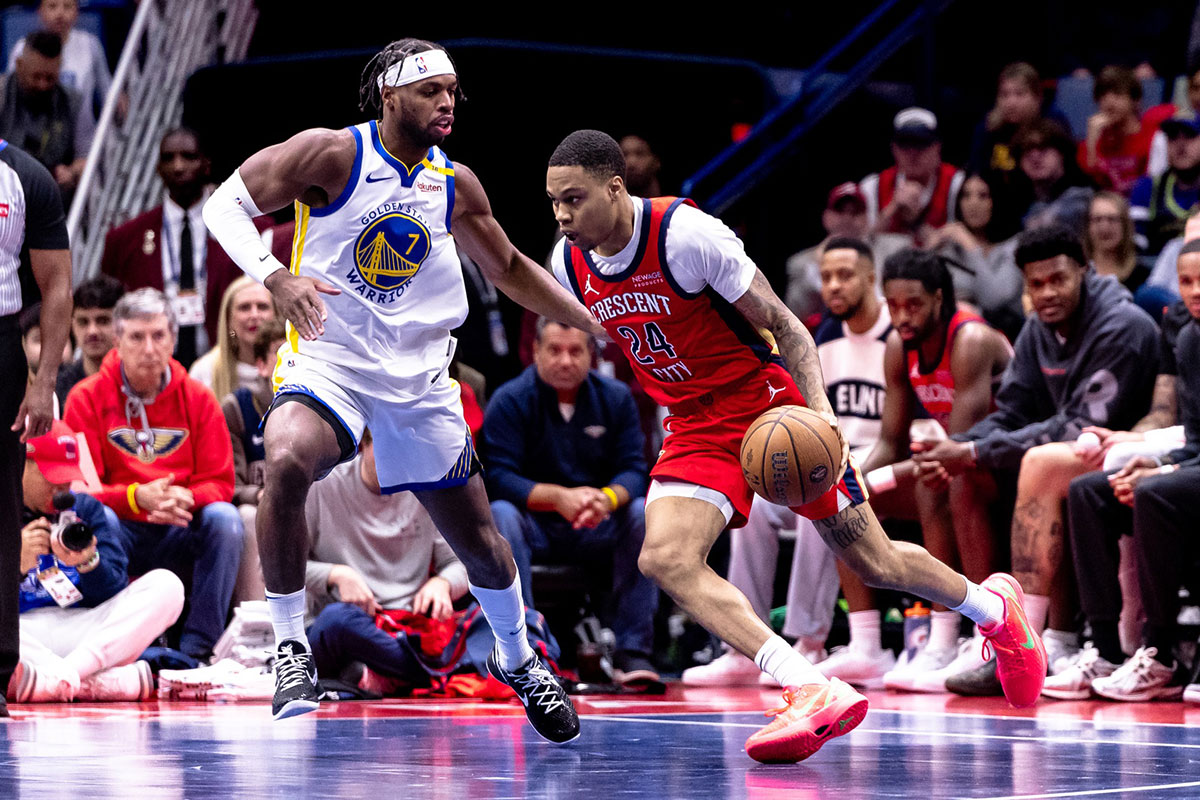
xmin=280 ymin=119 xmax=468 ymax=401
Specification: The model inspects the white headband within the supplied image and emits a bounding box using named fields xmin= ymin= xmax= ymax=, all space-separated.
xmin=376 ymin=49 xmax=456 ymax=91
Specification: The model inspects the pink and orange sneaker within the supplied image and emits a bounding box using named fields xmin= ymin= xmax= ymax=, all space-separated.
xmin=978 ymin=573 xmax=1047 ymax=708
xmin=744 ymin=677 xmax=868 ymax=764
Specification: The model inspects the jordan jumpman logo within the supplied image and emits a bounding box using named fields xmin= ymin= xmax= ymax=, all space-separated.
xmin=584 ymin=274 xmax=600 ymax=296
xmin=766 ymin=382 xmax=785 ymax=402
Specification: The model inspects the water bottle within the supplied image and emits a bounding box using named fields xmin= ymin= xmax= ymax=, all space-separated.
xmin=904 ymin=602 xmax=931 ymax=663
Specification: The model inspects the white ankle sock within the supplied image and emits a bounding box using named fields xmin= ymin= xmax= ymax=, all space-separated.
xmin=950 ymin=578 xmax=1005 ymax=628
xmin=754 ymin=635 xmax=826 ymax=688
xmin=266 ymin=588 xmax=308 ymax=647
xmin=930 ymin=611 xmax=960 ymax=652
xmin=470 ymin=575 xmax=535 ymax=671
xmin=847 ymin=610 xmax=882 ymax=653
xmin=1024 ymin=595 xmax=1050 ymax=635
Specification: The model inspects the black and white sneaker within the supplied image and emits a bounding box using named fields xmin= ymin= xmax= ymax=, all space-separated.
xmin=272 ymin=639 xmax=319 ymax=720
xmin=487 ymin=649 xmax=580 ymax=743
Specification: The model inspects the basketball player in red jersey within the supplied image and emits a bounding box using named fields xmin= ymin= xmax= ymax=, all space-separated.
xmin=546 ymin=130 xmax=1045 ymax=763
xmin=857 ymin=249 xmax=1013 ymax=692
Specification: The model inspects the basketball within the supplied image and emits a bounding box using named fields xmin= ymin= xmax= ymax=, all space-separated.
xmin=740 ymin=405 xmax=841 ymax=507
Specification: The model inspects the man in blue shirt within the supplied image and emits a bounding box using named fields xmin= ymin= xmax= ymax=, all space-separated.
xmin=481 ymin=317 xmax=655 ymax=685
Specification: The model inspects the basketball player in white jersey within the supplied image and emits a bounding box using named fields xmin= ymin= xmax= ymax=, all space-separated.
xmin=203 ymin=39 xmax=596 ymax=740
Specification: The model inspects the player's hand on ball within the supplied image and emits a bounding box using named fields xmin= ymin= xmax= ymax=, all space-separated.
xmin=265 ymin=270 xmax=341 ymax=341
xmin=816 ymin=411 xmax=850 ymax=478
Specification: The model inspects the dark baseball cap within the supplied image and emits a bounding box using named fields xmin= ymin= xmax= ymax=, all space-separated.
xmin=1161 ymin=108 xmax=1200 ymax=138
xmin=892 ymin=107 xmax=940 ymax=147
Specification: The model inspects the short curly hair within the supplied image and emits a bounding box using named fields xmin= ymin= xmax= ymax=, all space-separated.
xmin=549 ymin=130 xmax=626 ymax=182
xmin=1014 ymin=224 xmax=1086 ymax=270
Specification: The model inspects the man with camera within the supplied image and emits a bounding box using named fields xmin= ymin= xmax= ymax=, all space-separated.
xmin=11 ymin=421 xmax=183 ymax=703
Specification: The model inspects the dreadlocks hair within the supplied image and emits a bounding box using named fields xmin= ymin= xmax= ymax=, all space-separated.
xmin=549 ymin=130 xmax=627 ymax=182
xmin=358 ymin=38 xmax=463 ymax=114
xmin=882 ymin=247 xmax=958 ymax=324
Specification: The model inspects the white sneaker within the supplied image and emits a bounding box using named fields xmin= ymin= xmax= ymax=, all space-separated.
xmin=76 ymin=661 xmax=155 ymax=702
xmin=7 ymin=660 xmax=80 ymax=703
xmin=817 ymin=645 xmax=895 ymax=689
xmin=159 ymin=658 xmax=274 ymax=701
xmin=906 ymin=638 xmax=989 ymax=693
xmin=680 ymin=650 xmax=760 ymax=687
xmin=1041 ymin=645 xmax=1116 ymax=700
xmin=1091 ymin=647 xmax=1183 ymax=702
xmin=1043 ymin=636 xmax=1081 ymax=676
xmin=759 ymin=640 xmax=827 ymax=687
xmin=1183 ymin=683 xmax=1200 ymax=704
xmin=883 ymin=638 xmax=960 ymax=692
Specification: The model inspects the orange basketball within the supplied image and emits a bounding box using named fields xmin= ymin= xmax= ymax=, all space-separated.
xmin=740 ymin=405 xmax=841 ymax=507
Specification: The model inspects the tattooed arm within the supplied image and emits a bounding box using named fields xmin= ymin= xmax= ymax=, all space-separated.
xmin=732 ymin=268 xmax=832 ymax=415
xmin=1131 ymin=374 xmax=1177 ymax=433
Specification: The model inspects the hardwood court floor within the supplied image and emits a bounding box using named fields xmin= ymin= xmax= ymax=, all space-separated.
xmin=4 ymin=685 xmax=1200 ymax=799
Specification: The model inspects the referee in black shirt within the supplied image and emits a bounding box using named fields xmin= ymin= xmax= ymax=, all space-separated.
xmin=0 ymin=139 xmax=72 ymax=715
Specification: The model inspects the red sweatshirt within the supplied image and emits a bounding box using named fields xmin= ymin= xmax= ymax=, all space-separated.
xmin=63 ymin=350 xmax=235 ymax=520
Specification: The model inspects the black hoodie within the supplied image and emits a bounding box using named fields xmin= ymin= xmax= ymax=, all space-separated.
xmin=963 ymin=272 xmax=1160 ymax=471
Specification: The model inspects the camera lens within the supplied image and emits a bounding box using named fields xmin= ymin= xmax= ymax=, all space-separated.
xmin=58 ymin=521 xmax=93 ymax=552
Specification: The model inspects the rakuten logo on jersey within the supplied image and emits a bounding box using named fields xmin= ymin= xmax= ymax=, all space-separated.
xmin=416 ymin=181 xmax=443 ymax=193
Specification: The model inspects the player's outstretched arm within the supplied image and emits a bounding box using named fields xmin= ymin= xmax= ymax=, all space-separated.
xmin=733 ymin=269 xmax=831 ymax=415
xmin=450 ymin=162 xmax=604 ymax=338
xmin=204 ymin=129 xmax=355 ymax=340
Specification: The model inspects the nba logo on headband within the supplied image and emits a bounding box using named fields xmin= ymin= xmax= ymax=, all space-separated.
xmin=416 ymin=56 xmax=427 ymax=74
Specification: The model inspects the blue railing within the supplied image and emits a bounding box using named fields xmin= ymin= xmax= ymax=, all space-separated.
xmin=683 ymin=0 xmax=957 ymax=214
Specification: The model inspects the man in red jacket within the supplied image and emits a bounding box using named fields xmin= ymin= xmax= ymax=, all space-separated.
xmin=64 ymin=287 xmax=242 ymax=660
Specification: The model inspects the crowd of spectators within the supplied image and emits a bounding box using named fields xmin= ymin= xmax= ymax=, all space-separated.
xmin=6 ymin=17 xmax=1200 ymax=711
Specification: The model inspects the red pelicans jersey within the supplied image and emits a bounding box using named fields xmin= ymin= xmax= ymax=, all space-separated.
xmin=555 ymin=196 xmax=779 ymax=407
xmin=906 ymin=309 xmax=986 ymax=429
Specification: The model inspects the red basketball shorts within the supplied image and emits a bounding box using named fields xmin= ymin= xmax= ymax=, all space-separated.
xmin=650 ymin=363 xmax=868 ymax=528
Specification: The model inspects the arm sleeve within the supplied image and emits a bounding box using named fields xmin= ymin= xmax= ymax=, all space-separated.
xmin=662 ymin=205 xmax=757 ymax=302
xmin=202 ymin=171 xmax=288 ymax=283
xmin=184 ymin=387 xmax=236 ymax=507
xmin=970 ymin=329 xmax=1160 ymax=470
xmin=479 ymin=387 xmax=538 ymax=506
xmin=73 ymin=494 xmax=130 ymax=606
xmin=430 ymin=534 xmax=469 ymax=601
xmin=606 ymin=385 xmax=648 ymax=498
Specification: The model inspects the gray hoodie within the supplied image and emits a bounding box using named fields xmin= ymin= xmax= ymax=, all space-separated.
xmin=963 ymin=272 xmax=1160 ymax=471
